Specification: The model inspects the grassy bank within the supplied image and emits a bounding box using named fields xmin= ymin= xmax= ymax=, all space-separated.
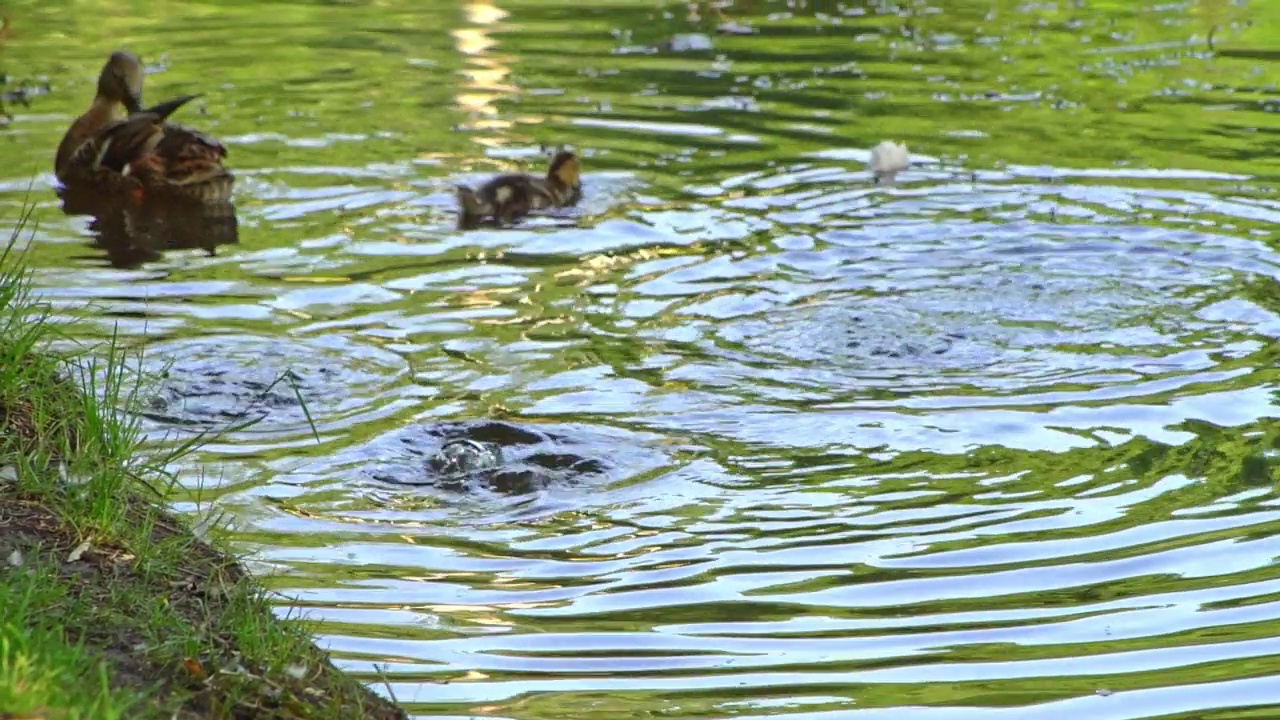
xmin=0 ymin=211 xmax=407 ymax=720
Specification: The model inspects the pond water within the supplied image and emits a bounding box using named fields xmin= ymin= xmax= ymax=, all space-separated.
xmin=5 ymin=0 xmax=1280 ymax=716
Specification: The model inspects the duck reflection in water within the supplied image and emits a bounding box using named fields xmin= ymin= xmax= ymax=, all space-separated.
xmin=57 ymin=186 xmax=239 ymax=269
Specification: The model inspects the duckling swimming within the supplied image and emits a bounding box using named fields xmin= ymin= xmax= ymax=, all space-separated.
xmin=869 ymin=140 xmax=910 ymax=185
xmin=456 ymin=151 xmax=582 ymax=228
xmin=54 ymin=51 xmax=233 ymax=204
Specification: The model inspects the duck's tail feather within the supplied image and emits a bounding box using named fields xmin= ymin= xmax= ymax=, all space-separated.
xmin=456 ymin=185 xmax=488 ymax=221
xmin=143 ymin=94 xmax=203 ymax=122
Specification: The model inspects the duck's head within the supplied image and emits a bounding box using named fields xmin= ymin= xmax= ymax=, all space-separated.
xmin=546 ymin=150 xmax=581 ymax=190
xmin=95 ymin=51 xmax=145 ymax=113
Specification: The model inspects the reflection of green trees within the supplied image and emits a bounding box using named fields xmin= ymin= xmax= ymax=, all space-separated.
xmin=2 ymin=0 xmax=1279 ymax=177
xmin=748 ymin=412 xmax=1280 ymax=553
xmin=2 ymin=0 xmax=1279 ymax=249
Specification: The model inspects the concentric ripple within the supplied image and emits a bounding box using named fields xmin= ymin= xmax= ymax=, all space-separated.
xmin=260 ymin=419 xmax=680 ymax=511
xmin=132 ymin=334 xmax=411 ymax=432
xmin=688 ymin=202 xmax=1280 ymax=403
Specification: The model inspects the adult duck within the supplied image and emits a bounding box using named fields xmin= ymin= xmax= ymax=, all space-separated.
xmin=54 ymin=51 xmax=233 ymax=204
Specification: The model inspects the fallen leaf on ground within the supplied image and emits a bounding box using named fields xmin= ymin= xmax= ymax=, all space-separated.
xmin=66 ymin=539 xmax=91 ymax=562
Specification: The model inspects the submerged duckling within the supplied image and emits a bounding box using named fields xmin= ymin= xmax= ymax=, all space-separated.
xmin=456 ymin=151 xmax=582 ymax=228
xmin=869 ymin=140 xmax=910 ymax=185
xmin=54 ymin=51 xmax=233 ymax=204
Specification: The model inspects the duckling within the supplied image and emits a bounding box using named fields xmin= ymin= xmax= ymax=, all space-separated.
xmin=456 ymin=151 xmax=582 ymax=228
xmin=869 ymin=140 xmax=910 ymax=185
xmin=54 ymin=51 xmax=233 ymax=204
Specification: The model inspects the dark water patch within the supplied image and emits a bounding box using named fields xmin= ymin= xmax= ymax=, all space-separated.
xmin=270 ymin=419 xmax=677 ymax=504
xmin=380 ymin=420 xmax=613 ymax=494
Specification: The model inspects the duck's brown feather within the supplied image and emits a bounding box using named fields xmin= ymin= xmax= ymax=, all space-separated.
xmin=142 ymin=120 xmax=234 ymax=202
xmin=456 ymin=164 xmax=581 ymax=228
xmin=54 ymin=99 xmax=119 ymax=180
xmin=57 ymin=92 xmax=234 ymax=204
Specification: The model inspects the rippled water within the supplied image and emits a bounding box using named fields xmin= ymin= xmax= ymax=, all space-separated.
xmin=6 ymin=0 xmax=1280 ymax=716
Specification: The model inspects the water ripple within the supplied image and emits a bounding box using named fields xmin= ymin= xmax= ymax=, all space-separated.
xmin=6 ymin=0 xmax=1280 ymax=717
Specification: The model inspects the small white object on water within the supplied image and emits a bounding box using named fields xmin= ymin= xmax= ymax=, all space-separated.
xmin=869 ymin=140 xmax=910 ymax=184
xmin=664 ymin=33 xmax=714 ymax=52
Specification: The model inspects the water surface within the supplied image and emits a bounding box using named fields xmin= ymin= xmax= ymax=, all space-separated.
xmin=4 ymin=0 xmax=1280 ymax=717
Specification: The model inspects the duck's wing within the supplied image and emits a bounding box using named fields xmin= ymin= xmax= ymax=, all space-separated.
xmin=152 ymin=121 xmax=231 ymax=186
xmin=55 ymin=113 xmax=101 ymax=179
xmin=71 ymin=113 xmax=165 ymax=174
xmin=65 ymin=95 xmax=204 ymax=175
xmin=145 ymin=93 xmax=231 ymax=184
xmin=524 ymin=178 xmax=568 ymax=209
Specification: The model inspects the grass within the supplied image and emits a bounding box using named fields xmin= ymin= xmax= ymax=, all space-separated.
xmin=0 ymin=206 xmax=407 ymax=720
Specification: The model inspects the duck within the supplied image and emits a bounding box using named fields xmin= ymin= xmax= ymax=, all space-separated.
xmin=868 ymin=140 xmax=910 ymax=185
xmin=456 ymin=150 xmax=582 ymax=228
xmin=54 ymin=51 xmax=233 ymax=205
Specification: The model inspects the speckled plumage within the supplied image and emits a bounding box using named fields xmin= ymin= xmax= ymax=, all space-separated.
xmin=456 ymin=151 xmax=582 ymax=228
xmin=54 ymin=51 xmax=234 ymax=205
